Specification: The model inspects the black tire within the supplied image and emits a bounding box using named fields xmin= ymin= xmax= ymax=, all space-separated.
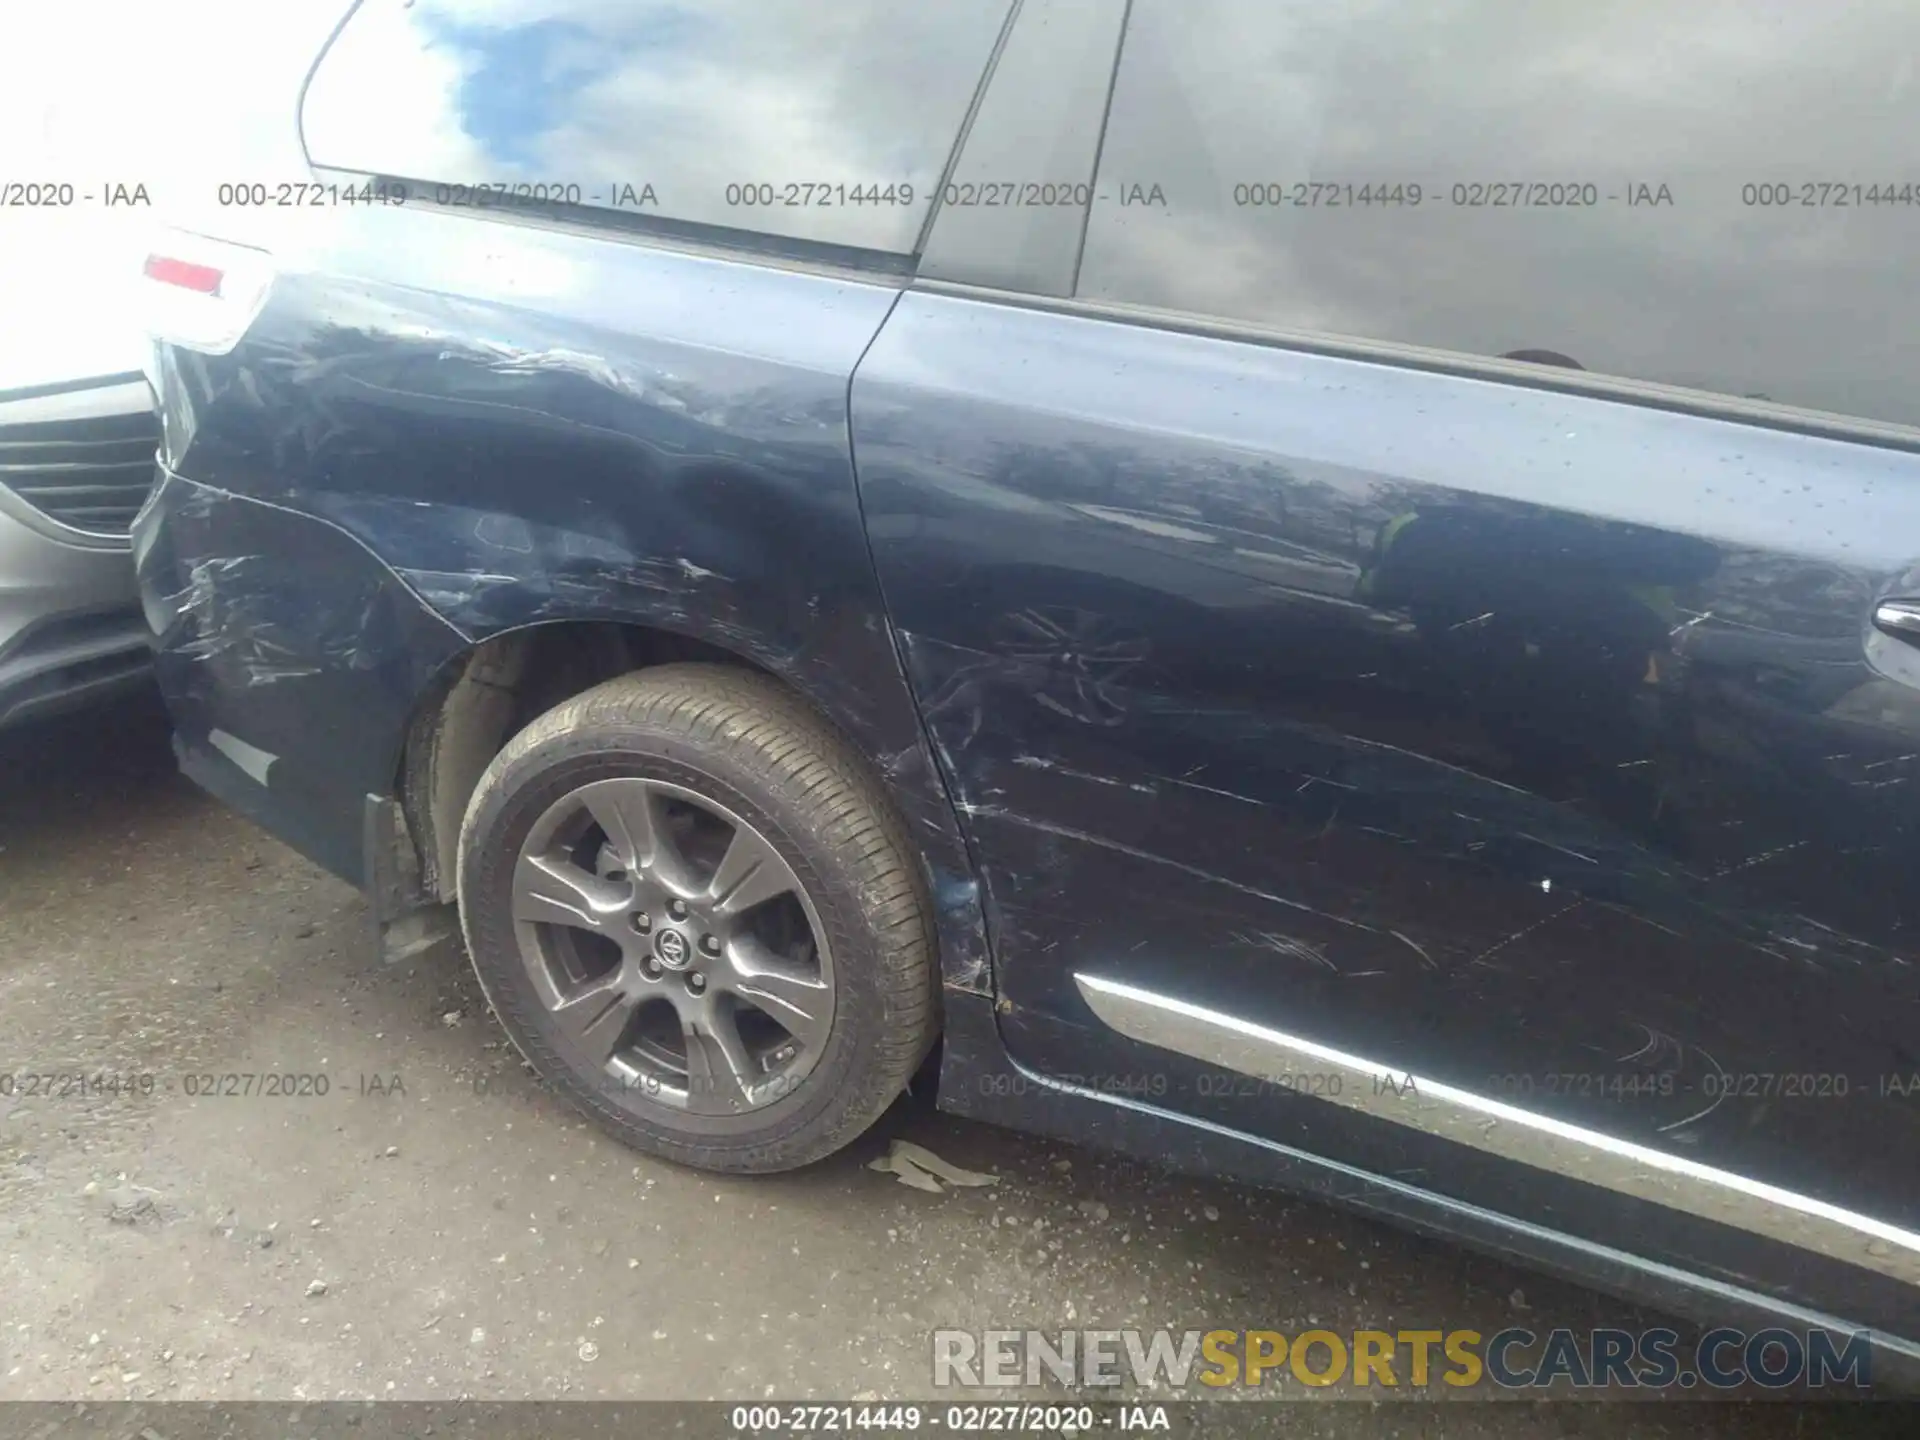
xmin=456 ymin=663 xmax=939 ymax=1172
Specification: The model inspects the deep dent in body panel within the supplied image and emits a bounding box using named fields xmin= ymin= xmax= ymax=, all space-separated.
xmin=147 ymin=250 xmax=997 ymax=1000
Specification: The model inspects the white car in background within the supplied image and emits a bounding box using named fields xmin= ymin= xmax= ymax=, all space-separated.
xmin=0 ymin=3 xmax=166 ymax=729
xmin=0 ymin=225 xmax=158 ymax=729
xmin=0 ymin=0 xmax=251 ymax=730
xmin=0 ymin=0 xmax=451 ymax=729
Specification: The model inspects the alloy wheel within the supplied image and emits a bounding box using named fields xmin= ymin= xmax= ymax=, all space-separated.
xmin=509 ymin=776 xmax=834 ymax=1116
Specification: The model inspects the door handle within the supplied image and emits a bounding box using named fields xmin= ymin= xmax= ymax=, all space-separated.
xmin=1873 ymin=600 xmax=1920 ymax=643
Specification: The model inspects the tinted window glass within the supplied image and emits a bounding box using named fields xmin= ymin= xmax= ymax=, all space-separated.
xmin=1079 ymin=0 xmax=1920 ymax=429
xmin=919 ymin=0 xmax=1128 ymax=296
xmin=303 ymin=0 xmax=1016 ymax=253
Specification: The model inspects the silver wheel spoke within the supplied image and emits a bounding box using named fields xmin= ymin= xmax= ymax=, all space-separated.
xmin=579 ymin=778 xmax=660 ymax=873
xmin=548 ymin=977 xmax=641 ymax=1069
xmin=510 ymin=773 xmax=836 ymax=1118
xmin=681 ymin=1006 xmax=756 ymax=1112
xmin=723 ymin=937 xmax=831 ymax=1051
xmin=512 ymin=851 xmax=629 ymax=933
xmin=707 ymin=825 xmax=797 ymax=919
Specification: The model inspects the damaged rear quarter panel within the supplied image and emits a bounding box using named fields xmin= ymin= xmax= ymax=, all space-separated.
xmin=137 ymin=208 xmax=988 ymax=992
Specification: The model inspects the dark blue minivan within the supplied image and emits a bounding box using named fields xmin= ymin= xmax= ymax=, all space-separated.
xmin=134 ymin=0 xmax=1920 ymax=1366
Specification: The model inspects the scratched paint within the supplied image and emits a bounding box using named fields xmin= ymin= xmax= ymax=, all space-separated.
xmin=854 ymin=283 xmax=1920 ymax=1303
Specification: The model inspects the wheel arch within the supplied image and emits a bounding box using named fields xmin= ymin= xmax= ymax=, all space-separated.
xmin=393 ymin=609 xmax=997 ymax=1005
xmin=394 ymin=617 xmax=784 ymax=905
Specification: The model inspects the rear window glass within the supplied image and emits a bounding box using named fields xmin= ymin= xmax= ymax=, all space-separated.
xmin=302 ymin=0 xmax=1016 ymax=254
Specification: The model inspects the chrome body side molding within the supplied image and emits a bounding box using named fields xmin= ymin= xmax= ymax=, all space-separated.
xmin=1074 ymin=972 xmax=1920 ymax=1290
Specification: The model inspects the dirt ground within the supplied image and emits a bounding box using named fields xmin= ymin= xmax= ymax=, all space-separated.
xmin=0 ymin=698 xmax=1905 ymax=1438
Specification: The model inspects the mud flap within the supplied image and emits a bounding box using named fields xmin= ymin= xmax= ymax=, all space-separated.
xmin=363 ymin=793 xmax=457 ymax=963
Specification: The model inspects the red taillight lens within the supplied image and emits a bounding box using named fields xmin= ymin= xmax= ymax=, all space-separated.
xmin=140 ymin=229 xmax=275 ymax=355
xmin=143 ymin=255 xmax=224 ymax=295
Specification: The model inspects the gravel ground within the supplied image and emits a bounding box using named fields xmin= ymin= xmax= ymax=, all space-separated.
xmin=0 ymin=698 xmax=1905 ymax=1438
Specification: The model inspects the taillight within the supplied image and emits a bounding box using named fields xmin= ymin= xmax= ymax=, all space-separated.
xmin=143 ymin=255 xmax=224 ymax=295
xmin=138 ymin=229 xmax=275 ymax=355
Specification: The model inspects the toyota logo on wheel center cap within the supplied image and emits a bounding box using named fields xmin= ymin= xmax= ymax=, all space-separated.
xmin=653 ymin=929 xmax=692 ymax=969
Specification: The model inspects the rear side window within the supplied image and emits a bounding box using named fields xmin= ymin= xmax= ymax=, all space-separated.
xmin=302 ymin=0 xmax=1017 ymax=254
xmin=1077 ymin=0 xmax=1920 ymax=430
